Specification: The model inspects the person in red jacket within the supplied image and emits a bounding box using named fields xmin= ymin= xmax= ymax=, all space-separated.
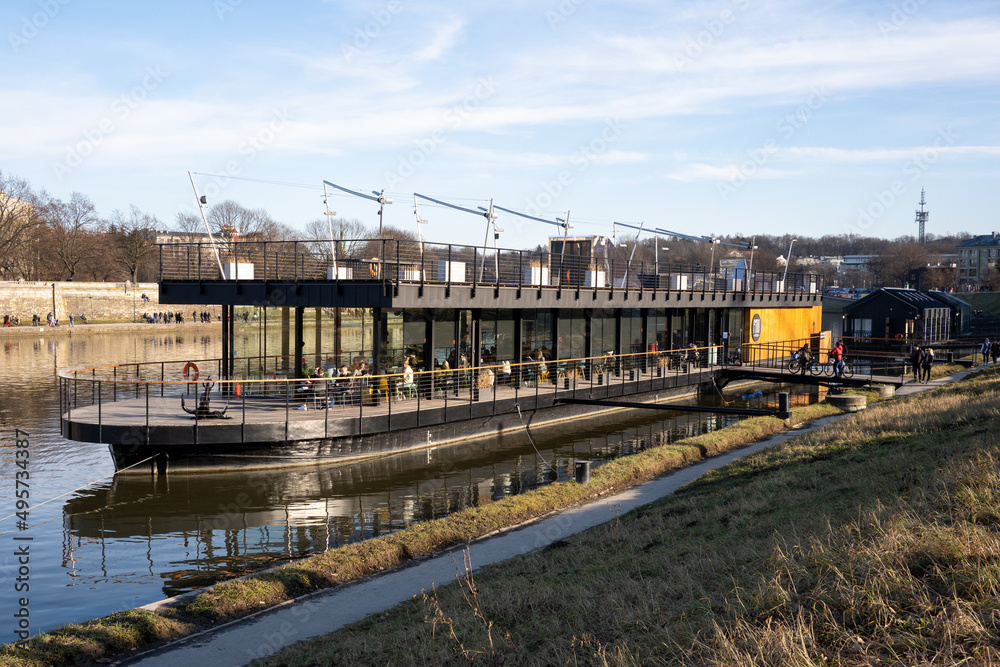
xmin=830 ymin=341 xmax=845 ymax=378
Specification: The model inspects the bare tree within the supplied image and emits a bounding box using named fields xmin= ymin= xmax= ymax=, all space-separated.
xmin=108 ymin=205 xmax=160 ymax=283
xmin=37 ymin=191 xmax=101 ymax=280
xmin=304 ymin=216 xmax=373 ymax=259
xmin=174 ymin=211 xmax=203 ymax=235
xmin=0 ymin=172 xmax=41 ymax=280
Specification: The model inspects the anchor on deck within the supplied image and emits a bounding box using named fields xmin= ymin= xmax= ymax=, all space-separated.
xmin=181 ymin=379 xmax=231 ymax=420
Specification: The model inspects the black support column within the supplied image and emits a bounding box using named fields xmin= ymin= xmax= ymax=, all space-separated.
xmin=293 ymin=307 xmax=304 ymax=378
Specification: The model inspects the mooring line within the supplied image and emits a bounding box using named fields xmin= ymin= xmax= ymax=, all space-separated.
xmin=515 ymin=404 xmax=553 ymax=471
xmin=0 ymin=454 xmax=157 ymax=529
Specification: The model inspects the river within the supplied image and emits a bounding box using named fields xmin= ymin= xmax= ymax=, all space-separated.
xmin=0 ymin=325 xmax=816 ymax=644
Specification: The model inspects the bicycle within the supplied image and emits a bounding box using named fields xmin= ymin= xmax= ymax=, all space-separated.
xmin=814 ymin=360 xmax=854 ymax=379
xmin=787 ymin=356 xmax=811 ymax=374
xmin=809 ymin=361 xmax=831 ymax=376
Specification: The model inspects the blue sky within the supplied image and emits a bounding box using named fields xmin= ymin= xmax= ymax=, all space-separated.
xmin=3 ymin=0 xmax=999 ymax=249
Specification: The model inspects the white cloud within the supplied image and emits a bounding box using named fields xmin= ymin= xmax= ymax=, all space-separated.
xmin=413 ymin=18 xmax=465 ymax=61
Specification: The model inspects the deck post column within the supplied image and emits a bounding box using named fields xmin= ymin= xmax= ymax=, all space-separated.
xmin=294 ymin=307 xmax=304 ymax=378
xmin=314 ymin=307 xmax=323 ymax=370
xmin=640 ymin=308 xmax=649 ymax=374
xmin=280 ymin=307 xmax=290 ymax=373
xmin=584 ymin=309 xmax=593 ymax=380
xmin=373 ymin=307 xmax=383 ymax=375
xmin=513 ymin=310 xmax=523 ymax=387
xmin=471 ymin=310 xmax=481 ymax=401
xmin=228 ymin=304 xmax=235 ymax=378
xmin=614 ymin=310 xmax=623 ymax=376
xmin=221 ymin=304 xmax=230 ymax=382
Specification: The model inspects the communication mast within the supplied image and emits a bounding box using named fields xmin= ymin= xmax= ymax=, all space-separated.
xmin=915 ymin=189 xmax=929 ymax=244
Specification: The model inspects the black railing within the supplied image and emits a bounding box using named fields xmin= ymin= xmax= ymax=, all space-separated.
xmin=155 ymin=238 xmax=825 ymax=297
xmin=59 ymin=346 xmax=732 ymax=444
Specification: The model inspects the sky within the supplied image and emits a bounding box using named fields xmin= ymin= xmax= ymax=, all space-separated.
xmin=3 ymin=0 xmax=1000 ymax=250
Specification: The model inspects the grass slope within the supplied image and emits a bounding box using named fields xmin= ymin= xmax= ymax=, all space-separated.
xmin=258 ymin=368 xmax=1000 ymax=666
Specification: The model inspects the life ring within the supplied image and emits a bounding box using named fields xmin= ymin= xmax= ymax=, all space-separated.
xmin=369 ymin=259 xmax=379 ymax=278
xmin=183 ymin=362 xmax=199 ymax=382
xmin=895 ymin=333 xmax=903 ymax=340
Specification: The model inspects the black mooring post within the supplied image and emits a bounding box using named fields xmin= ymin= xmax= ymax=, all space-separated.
xmin=777 ymin=392 xmax=791 ymax=420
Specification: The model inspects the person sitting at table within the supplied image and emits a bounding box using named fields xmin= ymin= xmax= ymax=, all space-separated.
xmin=500 ymin=359 xmax=511 ymax=386
xmin=401 ymin=358 xmax=415 ymax=397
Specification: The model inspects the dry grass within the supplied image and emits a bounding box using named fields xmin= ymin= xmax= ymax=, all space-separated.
xmin=254 ymin=368 xmax=1000 ymax=666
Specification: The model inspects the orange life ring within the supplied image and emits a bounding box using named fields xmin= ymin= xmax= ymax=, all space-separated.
xmin=895 ymin=334 xmax=903 ymax=340
xmin=183 ymin=362 xmax=199 ymax=382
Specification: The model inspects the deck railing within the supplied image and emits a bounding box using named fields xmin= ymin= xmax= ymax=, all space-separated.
xmin=155 ymin=237 xmax=825 ymax=296
xmin=59 ymin=345 xmax=738 ymax=445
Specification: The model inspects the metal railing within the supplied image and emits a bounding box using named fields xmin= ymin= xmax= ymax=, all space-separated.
xmin=155 ymin=237 xmax=825 ymax=296
xmin=740 ymin=336 xmax=971 ymax=382
xmin=59 ymin=345 xmax=734 ymax=445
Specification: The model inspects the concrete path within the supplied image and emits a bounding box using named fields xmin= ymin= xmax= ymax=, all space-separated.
xmin=118 ymin=366 xmax=981 ymax=667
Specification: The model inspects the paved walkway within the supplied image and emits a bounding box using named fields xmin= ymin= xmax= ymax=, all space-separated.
xmin=118 ymin=365 xmax=982 ymax=666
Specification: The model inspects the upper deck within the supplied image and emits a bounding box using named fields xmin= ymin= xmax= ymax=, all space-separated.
xmin=153 ymin=237 xmax=823 ymax=310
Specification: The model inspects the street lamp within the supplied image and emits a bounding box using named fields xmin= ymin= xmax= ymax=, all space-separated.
xmin=781 ymin=238 xmax=797 ymax=290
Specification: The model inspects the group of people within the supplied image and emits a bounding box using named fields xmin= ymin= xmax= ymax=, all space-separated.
xmin=981 ymin=338 xmax=1000 ymax=364
xmin=792 ymin=340 xmax=849 ymax=378
xmin=297 ymin=356 xmax=423 ymax=407
xmin=909 ymin=345 xmax=935 ymax=383
xmin=143 ymin=311 xmax=185 ymax=324
xmin=2 ymin=315 xmax=19 ymax=327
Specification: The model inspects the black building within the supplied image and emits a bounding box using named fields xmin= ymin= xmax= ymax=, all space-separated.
xmin=843 ymin=288 xmax=951 ymax=343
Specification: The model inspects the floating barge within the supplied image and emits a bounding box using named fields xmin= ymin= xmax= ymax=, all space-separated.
xmin=59 ymin=235 xmax=824 ymax=473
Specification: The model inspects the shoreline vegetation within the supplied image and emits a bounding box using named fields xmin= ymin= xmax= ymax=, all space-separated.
xmin=0 ymin=364 xmax=974 ymax=666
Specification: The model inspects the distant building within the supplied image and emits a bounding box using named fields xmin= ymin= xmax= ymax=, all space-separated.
xmin=843 ymin=288 xmax=951 ymax=344
xmin=956 ymin=233 xmax=1000 ymax=289
xmin=842 ymin=255 xmax=877 ymax=272
xmin=927 ymin=291 xmax=972 ymax=335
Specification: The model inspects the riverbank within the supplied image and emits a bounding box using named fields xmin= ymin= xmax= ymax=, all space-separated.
xmin=0 ymin=365 xmax=967 ymax=665
xmin=261 ymin=364 xmax=1000 ymax=665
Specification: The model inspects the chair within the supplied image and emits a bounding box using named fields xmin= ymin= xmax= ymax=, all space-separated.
xmin=247 ymin=370 xmax=261 ymax=396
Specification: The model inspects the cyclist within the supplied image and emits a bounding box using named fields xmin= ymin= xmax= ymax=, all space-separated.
xmin=830 ymin=340 xmax=845 ymax=378
xmin=793 ymin=343 xmax=811 ymax=375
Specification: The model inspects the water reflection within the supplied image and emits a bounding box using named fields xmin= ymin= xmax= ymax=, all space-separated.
xmin=59 ymin=388 xmax=819 ymax=598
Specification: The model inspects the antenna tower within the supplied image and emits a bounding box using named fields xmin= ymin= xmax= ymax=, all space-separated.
xmin=915 ymin=188 xmax=928 ymax=244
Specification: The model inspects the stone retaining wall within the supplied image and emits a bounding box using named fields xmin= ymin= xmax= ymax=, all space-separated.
xmin=0 ymin=282 xmax=221 ymax=322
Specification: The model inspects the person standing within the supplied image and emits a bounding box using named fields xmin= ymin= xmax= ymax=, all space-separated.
xmin=920 ymin=346 xmax=934 ymax=383
xmin=909 ymin=345 xmax=922 ymax=382
xmin=830 ymin=340 xmax=845 ymax=378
